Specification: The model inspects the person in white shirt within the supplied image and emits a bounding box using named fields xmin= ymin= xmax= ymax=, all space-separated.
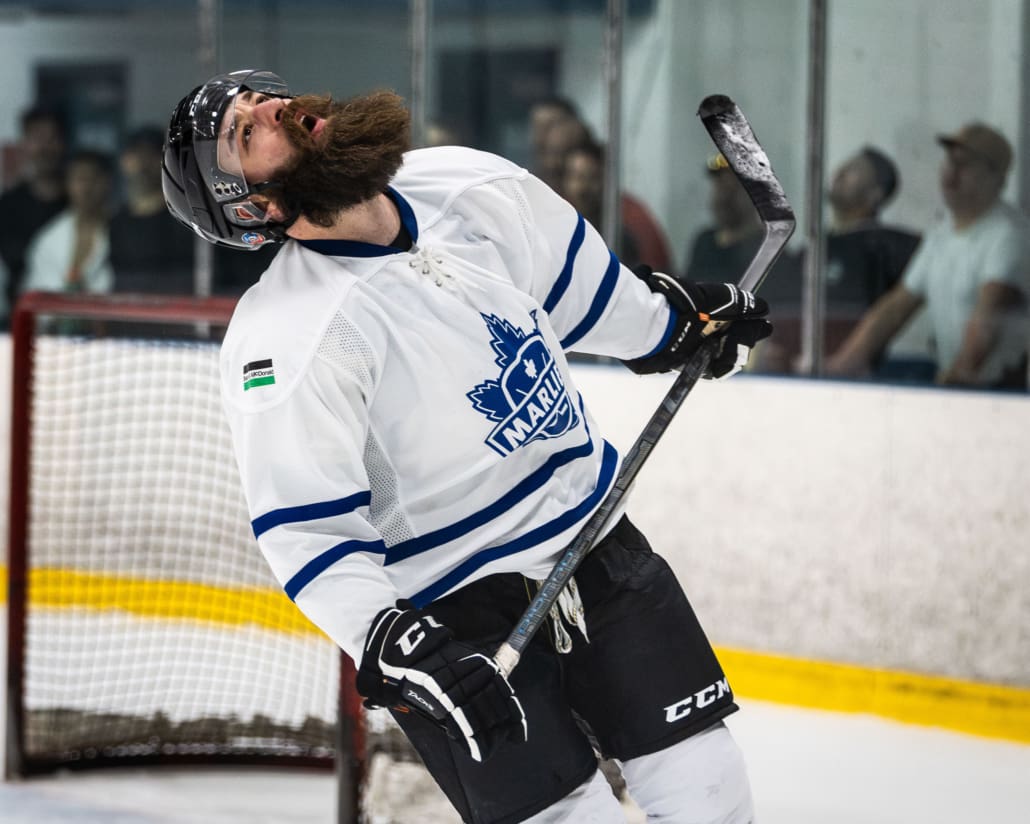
xmin=162 ymin=69 xmax=771 ymax=824
xmin=22 ymin=149 xmax=114 ymax=296
xmin=827 ymin=123 xmax=1029 ymax=389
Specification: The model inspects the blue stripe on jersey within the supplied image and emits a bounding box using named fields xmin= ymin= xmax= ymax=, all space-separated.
xmin=640 ymin=307 xmax=679 ymax=359
xmin=559 ymin=250 xmax=621 ymax=349
xmin=542 ymin=214 xmax=586 ymax=313
xmin=384 ymin=436 xmax=596 ymax=565
xmin=251 ymin=490 xmax=372 ymax=539
xmin=408 ymin=439 xmax=619 ymax=607
xmin=284 ymin=538 xmax=386 ymax=601
xmin=295 ymin=187 xmax=419 ymax=258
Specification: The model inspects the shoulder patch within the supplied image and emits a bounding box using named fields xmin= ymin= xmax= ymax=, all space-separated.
xmin=243 ymin=358 xmax=276 ymax=391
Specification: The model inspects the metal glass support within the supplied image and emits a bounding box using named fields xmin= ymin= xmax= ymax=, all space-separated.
xmin=602 ymin=0 xmax=624 ymax=255
xmin=800 ymin=0 xmax=827 ymax=375
xmin=194 ymin=0 xmax=221 ymax=298
xmin=409 ymin=0 xmax=429 ymax=148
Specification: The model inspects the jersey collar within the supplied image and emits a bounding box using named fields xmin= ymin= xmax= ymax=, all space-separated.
xmin=294 ymin=186 xmax=419 ymax=258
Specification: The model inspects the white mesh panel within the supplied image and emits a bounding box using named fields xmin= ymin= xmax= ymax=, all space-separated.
xmin=317 ymin=310 xmax=413 ymax=547
xmin=316 ymin=310 xmax=377 ymax=397
xmin=363 ymin=432 xmax=413 ymax=547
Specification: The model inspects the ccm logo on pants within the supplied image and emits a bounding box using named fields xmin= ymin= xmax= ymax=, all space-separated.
xmin=663 ymin=678 xmax=731 ymax=723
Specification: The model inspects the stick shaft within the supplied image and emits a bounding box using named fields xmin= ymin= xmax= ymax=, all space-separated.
xmin=495 ymin=95 xmax=795 ymax=677
xmin=495 ymin=340 xmax=715 ymax=675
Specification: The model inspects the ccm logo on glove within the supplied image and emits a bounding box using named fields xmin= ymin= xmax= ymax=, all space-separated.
xmin=395 ymin=614 xmax=442 ymax=656
xmin=357 ymin=601 xmax=527 ymax=763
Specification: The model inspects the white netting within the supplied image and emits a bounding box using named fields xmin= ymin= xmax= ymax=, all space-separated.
xmin=20 ymin=330 xmax=339 ymax=763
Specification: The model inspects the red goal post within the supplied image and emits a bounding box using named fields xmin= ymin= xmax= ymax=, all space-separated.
xmin=5 ymin=292 xmax=365 ymax=819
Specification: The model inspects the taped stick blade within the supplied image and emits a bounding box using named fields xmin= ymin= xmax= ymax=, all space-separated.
xmin=697 ymin=95 xmax=796 ymax=226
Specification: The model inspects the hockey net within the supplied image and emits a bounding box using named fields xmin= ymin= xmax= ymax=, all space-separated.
xmin=5 ymin=292 xmax=453 ymax=822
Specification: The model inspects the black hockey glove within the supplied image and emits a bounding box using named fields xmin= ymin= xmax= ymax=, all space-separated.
xmin=356 ymin=601 xmax=527 ymax=763
xmin=623 ymin=267 xmax=772 ymax=378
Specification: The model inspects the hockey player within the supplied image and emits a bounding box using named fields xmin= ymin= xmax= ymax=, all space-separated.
xmin=162 ymin=70 xmax=770 ymax=823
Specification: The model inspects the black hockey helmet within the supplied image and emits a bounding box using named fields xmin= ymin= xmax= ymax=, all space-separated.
xmin=162 ymin=69 xmax=292 ymax=250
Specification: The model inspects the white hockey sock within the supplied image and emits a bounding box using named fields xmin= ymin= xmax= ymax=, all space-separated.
xmin=522 ymin=767 xmax=626 ymax=824
xmin=619 ymin=721 xmax=755 ymax=824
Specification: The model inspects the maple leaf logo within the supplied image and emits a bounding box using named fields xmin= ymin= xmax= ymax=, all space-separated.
xmin=466 ymin=312 xmax=579 ymax=456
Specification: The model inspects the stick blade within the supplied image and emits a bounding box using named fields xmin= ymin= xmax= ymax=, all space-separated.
xmin=697 ymin=95 xmax=796 ymax=226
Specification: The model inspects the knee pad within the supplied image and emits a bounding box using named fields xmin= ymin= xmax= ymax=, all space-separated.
xmin=618 ymin=721 xmax=755 ymax=824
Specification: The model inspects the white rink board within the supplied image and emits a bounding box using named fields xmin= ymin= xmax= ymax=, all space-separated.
xmin=569 ymin=363 xmax=1030 ymax=686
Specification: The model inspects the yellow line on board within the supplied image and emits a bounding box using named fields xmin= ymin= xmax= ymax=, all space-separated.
xmin=1 ymin=564 xmax=1029 ymax=744
xmin=0 ymin=564 xmax=323 ymax=638
xmin=715 ymin=646 xmax=1030 ymax=745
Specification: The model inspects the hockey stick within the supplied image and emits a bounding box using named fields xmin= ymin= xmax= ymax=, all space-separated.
xmin=493 ymin=95 xmax=796 ymax=677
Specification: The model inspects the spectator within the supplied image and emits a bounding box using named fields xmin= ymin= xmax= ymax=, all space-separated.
xmin=824 ymin=146 xmax=920 ymax=305
xmin=562 ymin=139 xmax=672 ymax=272
xmin=684 ymin=152 xmax=799 ymax=284
xmin=760 ymin=147 xmax=923 ymax=373
xmin=0 ymin=105 xmax=68 ymax=325
xmin=21 ymin=149 xmax=114 ymax=296
xmin=826 ymin=122 xmax=1030 ymax=389
xmin=528 ymin=96 xmax=579 ymax=183
xmin=533 ymin=109 xmax=591 ymax=196
xmin=110 ymin=126 xmax=194 ymax=293
xmin=823 ymin=146 xmax=925 ymax=376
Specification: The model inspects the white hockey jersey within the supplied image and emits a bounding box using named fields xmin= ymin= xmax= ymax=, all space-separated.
xmin=220 ymin=146 xmax=674 ymax=661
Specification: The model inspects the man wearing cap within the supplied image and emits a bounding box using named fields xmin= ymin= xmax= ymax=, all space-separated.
xmin=827 ymin=122 xmax=1029 ymax=388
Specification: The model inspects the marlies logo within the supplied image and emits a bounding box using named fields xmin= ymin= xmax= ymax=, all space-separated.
xmin=466 ymin=312 xmax=579 ymax=456
xmin=243 ymin=359 xmax=275 ymax=391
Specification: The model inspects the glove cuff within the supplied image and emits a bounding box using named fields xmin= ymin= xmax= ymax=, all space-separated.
xmin=622 ymin=271 xmax=701 ymax=375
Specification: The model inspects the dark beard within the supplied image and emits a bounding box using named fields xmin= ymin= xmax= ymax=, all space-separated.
xmin=275 ymin=91 xmax=411 ymax=228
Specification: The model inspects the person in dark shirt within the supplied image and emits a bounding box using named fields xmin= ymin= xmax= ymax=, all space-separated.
xmin=0 ymin=105 xmax=67 ymax=326
xmin=110 ymin=126 xmax=195 ymax=293
xmin=755 ymin=146 xmax=920 ymax=373
xmin=684 ymin=152 xmax=799 ymax=284
xmin=823 ymin=146 xmax=920 ymax=314
xmin=683 ymin=154 xmax=801 ymax=356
